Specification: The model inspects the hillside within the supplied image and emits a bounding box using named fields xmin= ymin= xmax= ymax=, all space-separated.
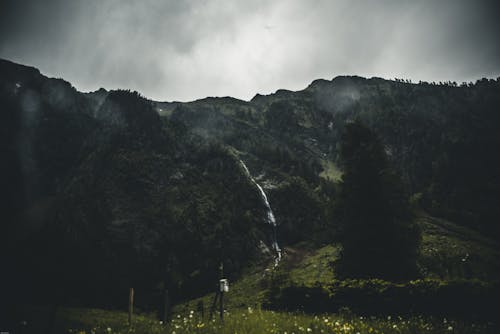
xmin=1 ymin=58 xmax=500 ymax=332
xmin=10 ymin=214 xmax=499 ymax=333
xmin=174 ymin=213 xmax=500 ymax=313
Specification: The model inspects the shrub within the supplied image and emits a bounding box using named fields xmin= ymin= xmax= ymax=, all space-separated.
xmin=266 ymin=279 xmax=499 ymax=318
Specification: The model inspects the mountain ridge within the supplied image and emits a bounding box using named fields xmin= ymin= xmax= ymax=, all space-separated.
xmin=1 ymin=57 xmax=500 ymax=311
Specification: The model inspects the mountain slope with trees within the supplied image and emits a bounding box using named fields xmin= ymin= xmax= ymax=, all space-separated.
xmin=1 ymin=58 xmax=499 ymax=324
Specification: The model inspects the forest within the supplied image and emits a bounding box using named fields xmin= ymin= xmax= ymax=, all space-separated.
xmin=1 ymin=58 xmax=499 ymax=333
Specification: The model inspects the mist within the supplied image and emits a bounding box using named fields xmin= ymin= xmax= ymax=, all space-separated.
xmin=1 ymin=0 xmax=499 ymax=101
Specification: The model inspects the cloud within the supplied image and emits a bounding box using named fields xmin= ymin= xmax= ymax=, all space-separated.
xmin=1 ymin=0 xmax=499 ymax=101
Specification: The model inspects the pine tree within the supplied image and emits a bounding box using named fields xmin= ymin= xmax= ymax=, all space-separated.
xmin=336 ymin=121 xmax=420 ymax=280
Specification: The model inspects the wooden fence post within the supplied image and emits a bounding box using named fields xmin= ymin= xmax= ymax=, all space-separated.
xmin=162 ymin=288 xmax=170 ymax=322
xmin=219 ymin=288 xmax=224 ymax=322
xmin=128 ymin=287 xmax=134 ymax=326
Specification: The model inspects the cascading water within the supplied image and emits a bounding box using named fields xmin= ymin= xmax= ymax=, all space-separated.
xmin=240 ymin=160 xmax=282 ymax=266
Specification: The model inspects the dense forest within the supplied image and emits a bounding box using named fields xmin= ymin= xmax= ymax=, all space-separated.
xmin=1 ymin=58 xmax=500 ymax=332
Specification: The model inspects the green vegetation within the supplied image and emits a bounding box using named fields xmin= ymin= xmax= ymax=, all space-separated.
xmin=417 ymin=215 xmax=500 ymax=280
xmin=319 ymin=160 xmax=342 ymax=181
xmin=336 ymin=121 xmax=420 ymax=279
xmin=2 ymin=59 xmax=500 ymax=332
xmin=32 ymin=307 xmax=497 ymax=334
xmin=6 ymin=214 xmax=500 ymax=332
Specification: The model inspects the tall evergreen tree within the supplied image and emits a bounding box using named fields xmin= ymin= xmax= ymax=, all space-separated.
xmin=336 ymin=121 xmax=420 ymax=280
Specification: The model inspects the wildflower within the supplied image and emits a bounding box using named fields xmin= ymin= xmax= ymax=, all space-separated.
xmin=159 ymin=321 xmax=163 ymax=325
xmin=307 ymin=328 xmax=312 ymax=332
xmin=448 ymin=326 xmax=453 ymax=331
xmin=392 ymin=324 xmax=397 ymax=329
xmin=106 ymin=328 xmax=112 ymax=332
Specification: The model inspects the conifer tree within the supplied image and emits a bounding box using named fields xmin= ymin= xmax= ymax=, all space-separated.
xmin=336 ymin=120 xmax=420 ymax=280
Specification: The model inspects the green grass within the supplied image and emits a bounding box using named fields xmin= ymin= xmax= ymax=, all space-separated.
xmin=175 ymin=213 xmax=499 ymax=315
xmin=174 ymin=245 xmax=340 ymax=314
xmin=417 ymin=214 xmax=500 ymax=280
xmin=47 ymin=307 xmax=496 ymax=333
xmin=19 ymin=214 xmax=498 ymax=333
xmin=287 ymin=244 xmax=339 ymax=287
xmin=319 ymin=160 xmax=342 ymax=181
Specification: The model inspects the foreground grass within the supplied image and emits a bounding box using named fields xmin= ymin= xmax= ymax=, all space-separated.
xmin=55 ymin=307 xmax=496 ymax=334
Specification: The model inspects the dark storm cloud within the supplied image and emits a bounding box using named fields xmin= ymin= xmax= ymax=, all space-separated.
xmin=1 ymin=0 xmax=499 ymax=101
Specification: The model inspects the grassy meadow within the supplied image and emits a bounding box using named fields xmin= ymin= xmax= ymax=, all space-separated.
xmin=43 ymin=307 xmax=497 ymax=334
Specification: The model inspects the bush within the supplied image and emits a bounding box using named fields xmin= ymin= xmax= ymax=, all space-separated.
xmin=265 ymin=279 xmax=499 ymax=318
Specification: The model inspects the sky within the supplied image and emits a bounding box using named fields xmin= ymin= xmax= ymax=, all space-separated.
xmin=1 ymin=0 xmax=499 ymax=101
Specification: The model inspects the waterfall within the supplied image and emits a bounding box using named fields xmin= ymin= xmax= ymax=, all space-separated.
xmin=240 ymin=160 xmax=282 ymax=266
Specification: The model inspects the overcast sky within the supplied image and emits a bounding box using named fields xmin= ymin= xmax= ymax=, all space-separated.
xmin=1 ymin=0 xmax=499 ymax=101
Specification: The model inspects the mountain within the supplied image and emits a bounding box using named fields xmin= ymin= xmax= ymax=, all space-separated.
xmin=0 ymin=59 xmax=278 ymax=308
xmin=162 ymin=74 xmax=500 ymax=236
xmin=1 ymin=58 xmax=500 ymax=311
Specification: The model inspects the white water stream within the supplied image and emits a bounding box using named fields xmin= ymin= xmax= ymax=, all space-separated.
xmin=240 ymin=160 xmax=281 ymax=266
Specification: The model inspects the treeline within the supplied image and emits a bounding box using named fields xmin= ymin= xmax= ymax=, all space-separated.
xmin=318 ymin=77 xmax=500 ymax=237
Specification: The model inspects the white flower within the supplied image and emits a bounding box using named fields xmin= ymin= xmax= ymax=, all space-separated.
xmin=448 ymin=326 xmax=453 ymax=331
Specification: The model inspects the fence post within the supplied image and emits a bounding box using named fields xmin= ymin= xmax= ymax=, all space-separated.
xmin=162 ymin=288 xmax=170 ymax=322
xmin=128 ymin=287 xmax=134 ymax=326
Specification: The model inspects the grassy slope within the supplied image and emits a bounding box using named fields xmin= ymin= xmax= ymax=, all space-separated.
xmin=417 ymin=214 xmax=500 ymax=280
xmin=17 ymin=214 xmax=499 ymax=333
xmin=175 ymin=213 xmax=500 ymax=314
